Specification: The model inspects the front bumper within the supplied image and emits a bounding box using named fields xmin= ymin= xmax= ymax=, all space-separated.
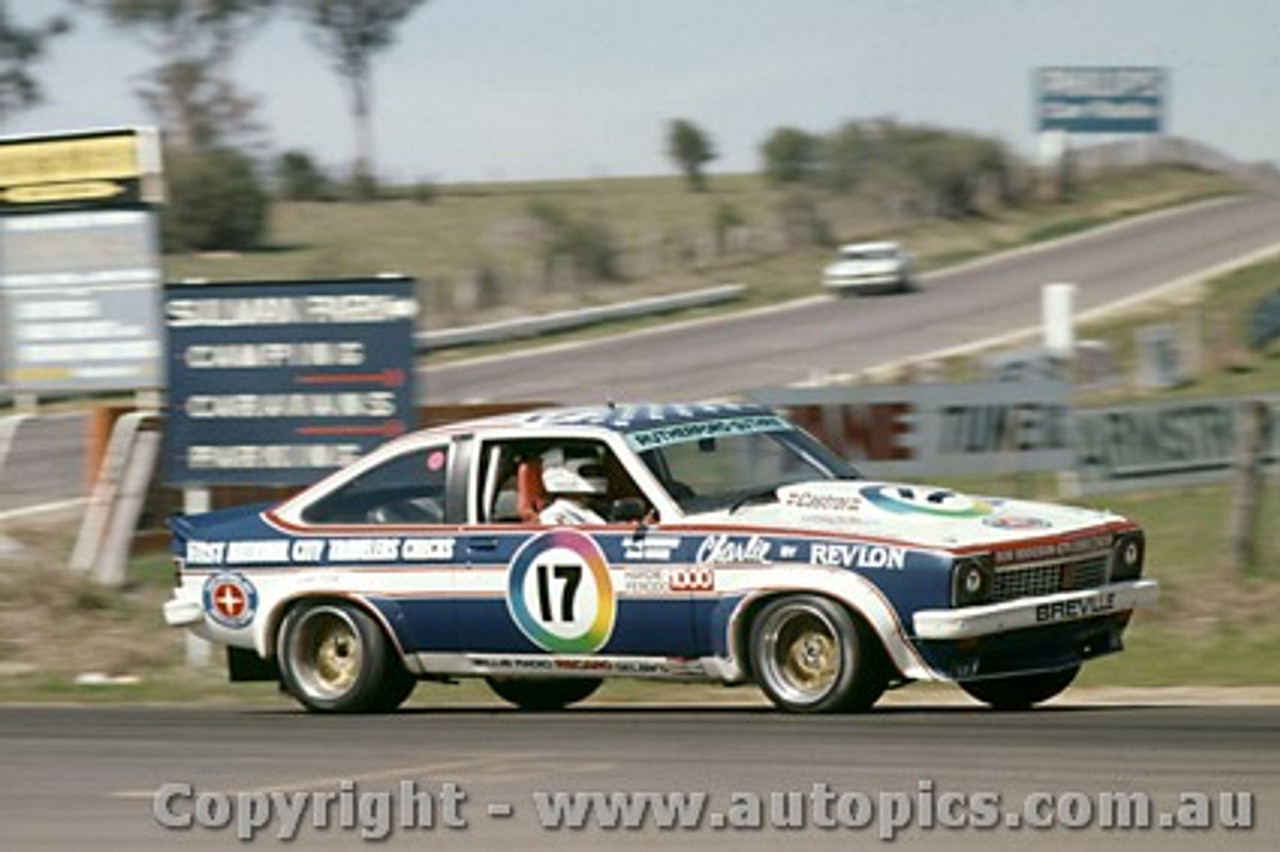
xmin=912 ymin=579 xmax=1159 ymax=641
xmin=823 ymin=273 xmax=904 ymax=291
xmin=164 ymin=594 xmax=204 ymax=626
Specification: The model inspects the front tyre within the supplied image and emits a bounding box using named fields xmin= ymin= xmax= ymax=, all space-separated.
xmin=960 ymin=666 xmax=1080 ymax=710
xmin=751 ymin=595 xmax=886 ymax=713
xmin=485 ymin=677 xmax=602 ymax=711
xmin=278 ymin=601 xmax=415 ymax=713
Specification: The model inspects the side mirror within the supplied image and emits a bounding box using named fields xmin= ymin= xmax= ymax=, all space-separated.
xmin=611 ymin=497 xmax=648 ymax=523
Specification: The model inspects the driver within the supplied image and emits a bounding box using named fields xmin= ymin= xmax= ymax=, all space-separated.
xmin=539 ymin=446 xmax=609 ymax=525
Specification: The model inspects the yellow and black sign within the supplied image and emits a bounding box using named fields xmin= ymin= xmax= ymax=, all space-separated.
xmin=0 ymin=127 xmax=162 ymax=211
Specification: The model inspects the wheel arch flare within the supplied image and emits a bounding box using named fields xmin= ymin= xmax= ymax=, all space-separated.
xmin=253 ymin=591 xmax=412 ymax=668
xmin=720 ymin=566 xmax=937 ymax=683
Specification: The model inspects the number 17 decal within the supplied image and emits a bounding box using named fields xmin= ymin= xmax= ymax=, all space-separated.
xmin=507 ymin=529 xmax=616 ymax=653
xmin=536 ymin=563 xmax=582 ymax=623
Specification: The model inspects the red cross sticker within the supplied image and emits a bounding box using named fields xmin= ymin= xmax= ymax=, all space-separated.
xmin=213 ymin=583 xmax=247 ymax=618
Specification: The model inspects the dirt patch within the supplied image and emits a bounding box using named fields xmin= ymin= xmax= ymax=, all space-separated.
xmin=0 ymin=517 xmax=180 ymax=681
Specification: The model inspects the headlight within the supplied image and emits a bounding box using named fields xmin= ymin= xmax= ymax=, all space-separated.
xmin=952 ymin=554 xmax=994 ymax=607
xmin=1110 ymin=531 xmax=1145 ymax=581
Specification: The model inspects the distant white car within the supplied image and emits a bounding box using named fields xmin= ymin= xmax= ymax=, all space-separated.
xmin=822 ymin=241 xmax=914 ymax=295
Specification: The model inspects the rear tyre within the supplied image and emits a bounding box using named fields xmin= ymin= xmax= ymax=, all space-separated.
xmin=959 ymin=666 xmax=1080 ymax=710
xmin=485 ymin=677 xmax=602 ymax=711
xmin=750 ymin=595 xmax=886 ymax=714
xmin=278 ymin=601 xmax=415 ymax=713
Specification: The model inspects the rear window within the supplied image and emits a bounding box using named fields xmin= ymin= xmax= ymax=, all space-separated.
xmin=302 ymin=446 xmax=450 ymax=525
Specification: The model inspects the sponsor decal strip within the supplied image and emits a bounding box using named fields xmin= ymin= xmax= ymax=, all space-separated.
xmin=624 ymin=415 xmax=791 ymax=451
xmin=183 ymin=536 xmax=458 ymax=568
xmin=913 ymin=580 xmax=1159 ymax=641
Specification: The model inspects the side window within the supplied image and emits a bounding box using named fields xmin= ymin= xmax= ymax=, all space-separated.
xmin=302 ymin=445 xmax=450 ymax=525
xmin=477 ymin=442 xmax=533 ymax=524
xmin=477 ymin=439 xmax=649 ymax=523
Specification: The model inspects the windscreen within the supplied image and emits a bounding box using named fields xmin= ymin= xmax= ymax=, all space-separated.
xmin=629 ymin=418 xmax=858 ymax=513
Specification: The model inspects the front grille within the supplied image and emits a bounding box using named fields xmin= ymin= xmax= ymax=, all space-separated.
xmin=992 ymin=556 xmax=1109 ymax=602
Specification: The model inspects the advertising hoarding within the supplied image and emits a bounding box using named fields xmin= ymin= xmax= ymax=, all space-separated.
xmin=0 ymin=126 xmax=163 ymax=211
xmin=0 ymin=209 xmax=162 ymax=391
xmin=1036 ymin=66 xmax=1166 ymax=134
xmin=0 ymin=126 xmax=165 ymax=395
xmin=750 ymin=381 xmax=1073 ymax=479
xmin=165 ymin=276 xmax=419 ymax=486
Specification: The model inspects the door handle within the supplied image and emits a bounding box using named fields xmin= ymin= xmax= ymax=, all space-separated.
xmin=469 ymin=537 xmax=499 ymax=552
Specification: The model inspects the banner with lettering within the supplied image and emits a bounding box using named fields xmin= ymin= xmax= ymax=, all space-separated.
xmin=750 ymin=381 xmax=1072 ymax=479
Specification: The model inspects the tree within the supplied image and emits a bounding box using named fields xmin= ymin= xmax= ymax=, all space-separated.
xmin=760 ymin=126 xmax=819 ymax=186
xmin=819 ymin=120 xmax=871 ymax=194
xmin=666 ymin=119 xmax=716 ymax=192
xmin=291 ymin=0 xmax=428 ymax=198
xmin=810 ymin=118 xmax=1021 ymax=220
xmin=0 ymin=5 xmax=71 ymax=124
xmin=80 ymin=0 xmax=274 ymax=150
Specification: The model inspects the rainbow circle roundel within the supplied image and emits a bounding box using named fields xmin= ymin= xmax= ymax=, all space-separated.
xmin=506 ymin=529 xmax=616 ymax=653
xmin=861 ymin=484 xmax=992 ymax=518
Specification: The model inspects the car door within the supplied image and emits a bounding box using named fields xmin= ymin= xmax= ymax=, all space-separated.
xmin=455 ymin=436 xmax=698 ymax=658
xmin=297 ymin=439 xmax=466 ymax=653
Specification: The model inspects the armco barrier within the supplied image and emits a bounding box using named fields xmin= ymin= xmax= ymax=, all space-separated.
xmin=417 ymin=284 xmax=744 ymax=351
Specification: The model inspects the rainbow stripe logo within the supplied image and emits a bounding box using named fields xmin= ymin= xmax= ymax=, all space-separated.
xmin=506 ymin=529 xmax=616 ymax=653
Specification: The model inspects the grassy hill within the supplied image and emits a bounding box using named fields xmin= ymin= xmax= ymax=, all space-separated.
xmin=164 ymin=166 xmax=1240 ymax=331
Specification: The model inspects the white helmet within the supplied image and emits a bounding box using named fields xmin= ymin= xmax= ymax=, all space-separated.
xmin=541 ymin=446 xmax=608 ymax=495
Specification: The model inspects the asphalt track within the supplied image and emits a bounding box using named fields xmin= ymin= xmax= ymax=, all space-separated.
xmin=0 ymin=412 xmax=84 ymax=515
xmin=1 ymin=700 xmax=1275 ymax=850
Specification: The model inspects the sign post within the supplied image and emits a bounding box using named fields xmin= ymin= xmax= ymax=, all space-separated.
xmin=1042 ymin=282 xmax=1077 ymax=357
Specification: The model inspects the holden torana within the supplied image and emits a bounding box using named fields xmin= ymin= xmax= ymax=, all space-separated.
xmin=164 ymin=403 xmax=1157 ymax=713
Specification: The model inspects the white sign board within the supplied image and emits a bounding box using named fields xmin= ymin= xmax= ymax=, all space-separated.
xmin=0 ymin=209 xmax=162 ymax=391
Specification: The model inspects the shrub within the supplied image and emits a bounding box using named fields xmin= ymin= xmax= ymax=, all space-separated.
xmin=528 ymin=201 xmax=622 ymax=282
xmin=276 ymin=150 xmax=333 ymax=201
xmin=163 ymin=147 xmax=270 ymax=252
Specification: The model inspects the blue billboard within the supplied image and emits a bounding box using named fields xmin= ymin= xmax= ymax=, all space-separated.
xmin=1036 ymin=66 xmax=1166 ymax=134
xmin=165 ymin=276 xmax=418 ymax=485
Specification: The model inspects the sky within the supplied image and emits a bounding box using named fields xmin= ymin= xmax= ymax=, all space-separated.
xmin=5 ymin=0 xmax=1279 ymax=184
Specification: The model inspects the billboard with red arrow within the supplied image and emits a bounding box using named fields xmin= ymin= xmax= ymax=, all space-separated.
xmin=164 ymin=276 xmax=419 ymax=485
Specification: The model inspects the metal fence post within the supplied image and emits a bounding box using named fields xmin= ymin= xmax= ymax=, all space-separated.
xmin=1227 ymin=399 xmax=1271 ymax=574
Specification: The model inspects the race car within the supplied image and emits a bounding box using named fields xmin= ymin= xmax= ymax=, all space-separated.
xmin=164 ymin=402 xmax=1157 ymax=714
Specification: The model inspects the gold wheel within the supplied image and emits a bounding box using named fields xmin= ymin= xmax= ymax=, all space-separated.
xmin=279 ymin=601 xmax=415 ymax=713
xmin=285 ymin=605 xmax=367 ymax=702
xmin=780 ymin=621 xmax=839 ymax=695
xmin=759 ymin=604 xmax=842 ymax=705
xmin=750 ymin=595 xmax=886 ymax=713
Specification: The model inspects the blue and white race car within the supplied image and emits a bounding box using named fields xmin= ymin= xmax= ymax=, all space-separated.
xmin=165 ymin=403 xmax=1157 ymax=714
